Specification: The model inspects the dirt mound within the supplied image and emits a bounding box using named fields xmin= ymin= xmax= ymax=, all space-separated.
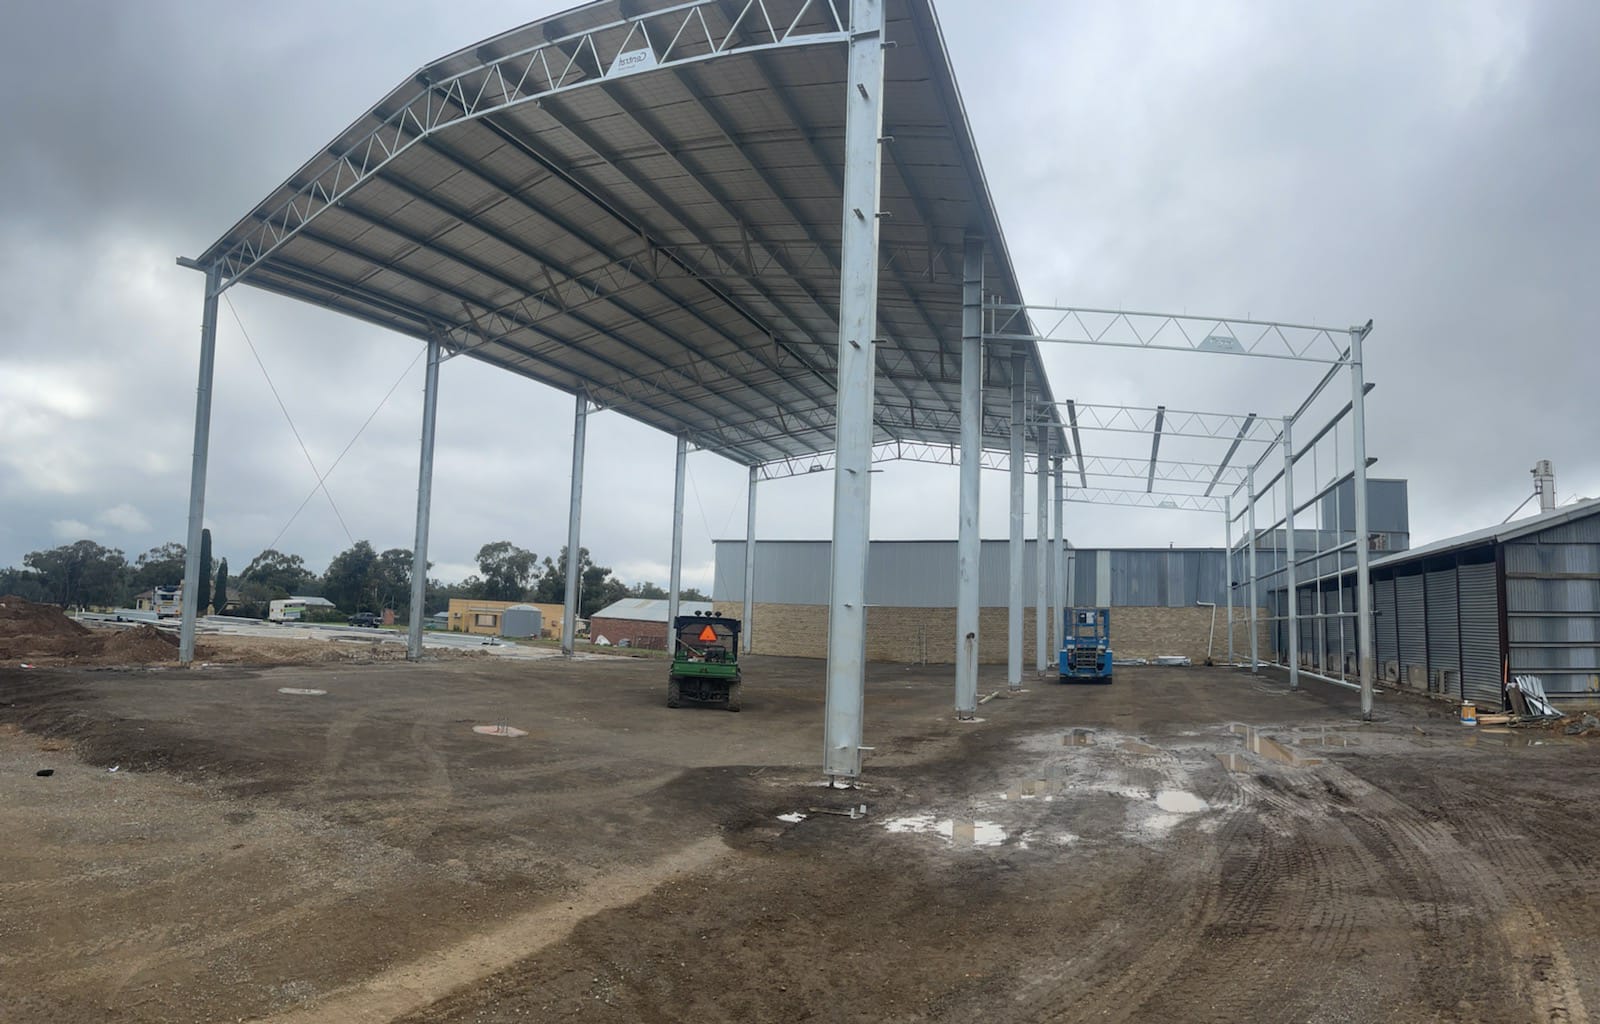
xmin=0 ymin=599 xmax=183 ymax=666
xmin=0 ymin=596 xmax=90 ymax=639
xmin=101 ymin=625 xmax=181 ymax=663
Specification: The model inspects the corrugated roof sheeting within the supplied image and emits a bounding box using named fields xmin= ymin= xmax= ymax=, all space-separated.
xmin=200 ymin=0 xmax=1060 ymax=469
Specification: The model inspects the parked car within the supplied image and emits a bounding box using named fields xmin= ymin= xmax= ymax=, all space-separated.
xmin=348 ymin=611 xmax=381 ymax=628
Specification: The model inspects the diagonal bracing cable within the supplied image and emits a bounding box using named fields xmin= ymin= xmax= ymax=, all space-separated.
xmin=260 ymin=340 xmax=426 ymax=554
xmin=223 ymin=293 xmax=355 ymax=546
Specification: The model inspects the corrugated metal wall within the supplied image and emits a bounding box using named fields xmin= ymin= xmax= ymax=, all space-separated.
xmin=715 ymin=542 xmax=1232 ymax=607
xmin=1504 ymin=516 xmax=1600 ymax=696
xmin=713 ymin=540 xmax=1041 ymax=608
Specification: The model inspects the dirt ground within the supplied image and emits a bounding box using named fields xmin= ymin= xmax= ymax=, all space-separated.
xmin=0 ymin=596 xmax=500 ymax=668
xmin=1 ymin=653 xmax=1597 ymax=1024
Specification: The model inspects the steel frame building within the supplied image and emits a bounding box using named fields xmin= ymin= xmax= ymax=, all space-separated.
xmin=175 ymin=0 xmax=1382 ymax=783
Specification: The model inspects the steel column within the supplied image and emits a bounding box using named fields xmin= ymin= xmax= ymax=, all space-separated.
xmin=667 ymin=436 xmax=687 ymax=656
xmin=1247 ymin=468 xmax=1260 ymax=673
xmin=1007 ymin=353 xmax=1026 ymax=691
xmin=1224 ymin=497 xmax=1235 ymax=664
xmin=1052 ymin=456 xmax=1064 ymax=663
xmin=178 ymin=263 xmax=221 ymax=665
xmin=1035 ymin=423 xmax=1050 ymax=673
xmin=956 ymin=236 xmax=984 ymax=719
xmin=1350 ymin=324 xmax=1375 ymax=717
xmin=1283 ymin=416 xmax=1299 ymax=689
xmin=743 ymin=465 xmax=758 ymax=654
xmin=406 ymin=338 xmax=441 ymax=661
xmin=821 ymin=0 xmax=885 ymax=780
xmin=561 ymin=390 xmax=588 ymax=656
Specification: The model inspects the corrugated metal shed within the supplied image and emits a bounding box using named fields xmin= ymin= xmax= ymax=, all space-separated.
xmin=1361 ymin=497 xmax=1600 ymax=703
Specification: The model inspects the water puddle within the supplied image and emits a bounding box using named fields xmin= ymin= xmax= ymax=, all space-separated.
xmin=884 ymin=814 xmax=1008 ymax=847
xmin=1062 ymin=729 xmax=1097 ymax=747
xmin=1000 ymin=779 xmax=1060 ymax=801
xmin=472 ymin=725 xmax=527 ymax=737
xmin=776 ymin=812 xmax=807 ymax=823
xmin=1120 ymin=739 xmax=1161 ymax=756
xmin=1241 ymin=727 xmax=1323 ymax=767
xmin=1154 ymin=790 xmax=1209 ymax=814
xmin=1298 ymin=733 xmax=1359 ymax=747
xmin=1462 ymin=729 xmax=1566 ymax=749
xmin=277 ymin=687 xmax=326 ymax=696
xmin=1216 ymin=753 xmax=1249 ymax=772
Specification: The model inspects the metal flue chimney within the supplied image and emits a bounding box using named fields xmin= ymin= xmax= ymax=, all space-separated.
xmin=1532 ymin=460 xmax=1557 ymax=513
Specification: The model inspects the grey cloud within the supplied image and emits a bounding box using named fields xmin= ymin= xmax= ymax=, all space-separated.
xmin=1 ymin=0 xmax=1595 ymax=587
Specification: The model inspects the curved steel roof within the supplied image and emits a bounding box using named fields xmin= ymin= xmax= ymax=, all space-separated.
xmin=196 ymin=0 xmax=1062 ymax=466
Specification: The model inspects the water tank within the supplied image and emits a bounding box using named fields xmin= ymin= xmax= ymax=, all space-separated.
xmin=501 ymin=605 xmax=542 ymax=639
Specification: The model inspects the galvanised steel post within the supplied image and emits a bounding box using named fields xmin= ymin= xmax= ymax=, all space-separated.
xmin=1283 ymin=416 xmax=1299 ymax=689
xmin=1350 ymin=323 xmax=1375 ymax=718
xmin=743 ymin=465 xmax=757 ymax=655
xmin=1224 ymin=496 xmax=1234 ymax=665
xmin=1052 ymin=456 xmax=1064 ymax=663
xmin=821 ymin=0 xmax=884 ymax=781
xmin=1007 ymin=353 xmax=1025 ymax=691
xmin=406 ymin=338 xmax=441 ymax=661
xmin=1247 ymin=467 xmax=1260 ymax=673
xmin=667 ymin=436 xmax=687 ymax=656
xmin=179 ymin=263 xmax=221 ymax=665
xmin=1035 ymin=423 xmax=1049 ymax=674
xmin=561 ymin=390 xmax=588 ymax=656
xmin=956 ymin=235 xmax=984 ymax=720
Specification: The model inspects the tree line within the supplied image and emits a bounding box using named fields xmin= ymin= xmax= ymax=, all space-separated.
xmin=0 ymin=535 xmax=707 ymax=621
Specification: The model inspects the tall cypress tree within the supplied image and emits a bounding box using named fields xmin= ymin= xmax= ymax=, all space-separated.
xmin=214 ymin=558 xmax=229 ymax=614
xmin=198 ymin=528 xmax=213 ymax=613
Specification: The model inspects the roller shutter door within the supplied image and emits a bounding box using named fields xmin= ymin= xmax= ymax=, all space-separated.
xmin=1342 ymin=583 xmax=1357 ymax=666
xmin=1425 ymin=569 xmax=1461 ymax=699
xmin=1396 ymin=575 xmax=1427 ymax=681
xmin=1458 ymin=563 xmax=1501 ymax=704
xmin=1374 ymin=578 xmax=1398 ymax=667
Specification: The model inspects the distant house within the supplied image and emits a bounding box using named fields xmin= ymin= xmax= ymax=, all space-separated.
xmin=589 ymin=598 xmax=713 ymax=649
xmin=136 ymin=585 xmax=245 ymax=615
xmin=446 ymin=598 xmax=566 ymax=638
xmin=268 ymin=596 xmax=336 ymax=622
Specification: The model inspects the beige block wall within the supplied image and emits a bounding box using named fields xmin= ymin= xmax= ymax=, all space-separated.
xmin=715 ymin=602 xmax=1268 ymax=665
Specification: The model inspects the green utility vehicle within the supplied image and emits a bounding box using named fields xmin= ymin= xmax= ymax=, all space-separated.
xmin=668 ymin=612 xmax=743 ymax=711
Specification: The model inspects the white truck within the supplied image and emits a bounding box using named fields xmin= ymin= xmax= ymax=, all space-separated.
xmin=152 ymin=585 xmax=182 ymax=618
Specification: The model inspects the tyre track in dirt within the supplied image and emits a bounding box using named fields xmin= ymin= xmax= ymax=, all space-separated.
xmin=1329 ymin=755 xmax=1587 ymax=1023
xmin=1376 ymin=767 xmax=1593 ymax=1023
xmin=1109 ymin=762 xmax=1374 ymax=1024
xmin=1002 ymin=744 xmax=1250 ymax=1024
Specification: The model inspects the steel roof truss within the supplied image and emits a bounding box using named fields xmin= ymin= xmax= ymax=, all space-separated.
xmin=207 ymin=0 xmax=852 ymax=286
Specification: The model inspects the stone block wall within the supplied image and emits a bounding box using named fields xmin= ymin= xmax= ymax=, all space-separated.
xmin=715 ymin=602 xmax=1267 ymax=665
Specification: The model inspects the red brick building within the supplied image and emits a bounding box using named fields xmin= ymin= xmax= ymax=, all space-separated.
xmin=589 ymin=598 xmax=712 ymax=650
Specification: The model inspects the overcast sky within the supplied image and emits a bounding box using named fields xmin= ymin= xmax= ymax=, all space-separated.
xmin=2 ymin=0 xmax=1596 ymax=592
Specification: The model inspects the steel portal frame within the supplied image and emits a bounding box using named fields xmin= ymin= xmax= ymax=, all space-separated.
xmin=984 ymin=307 xmax=1379 ymax=717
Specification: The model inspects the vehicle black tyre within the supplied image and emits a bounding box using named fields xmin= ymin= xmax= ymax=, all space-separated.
xmin=667 ymin=677 xmax=681 ymax=708
xmin=726 ymin=682 xmax=742 ymax=712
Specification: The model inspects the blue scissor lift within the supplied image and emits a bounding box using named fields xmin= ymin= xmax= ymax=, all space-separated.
xmin=1059 ymin=607 xmax=1114 ymax=682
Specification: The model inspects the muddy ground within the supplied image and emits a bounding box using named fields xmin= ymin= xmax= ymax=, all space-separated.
xmin=1 ymin=654 xmax=1596 ymax=1023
